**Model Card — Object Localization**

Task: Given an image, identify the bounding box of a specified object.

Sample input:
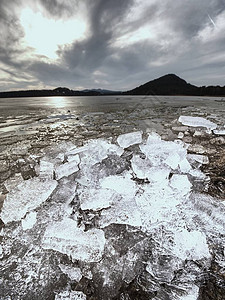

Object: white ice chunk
[178,132,184,139]
[147,167,171,184]
[178,285,199,300]
[187,154,209,165]
[179,158,192,173]
[178,116,217,130]
[66,139,123,168]
[39,160,54,179]
[99,195,142,228]
[135,183,184,229]
[173,229,210,260]
[59,264,82,282]
[213,129,225,135]
[0,245,3,259]
[117,131,142,148]
[140,133,187,169]
[131,155,171,183]
[0,178,57,223]
[100,172,136,197]
[42,218,105,262]
[55,160,79,180]
[22,211,37,230]
[55,291,86,300]
[79,188,116,211]
[67,153,80,164]
[170,174,192,196]
[131,155,152,179]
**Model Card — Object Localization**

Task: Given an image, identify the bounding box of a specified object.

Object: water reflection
[47,97,69,108]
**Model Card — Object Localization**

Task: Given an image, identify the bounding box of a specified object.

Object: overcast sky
[1,0,225,91]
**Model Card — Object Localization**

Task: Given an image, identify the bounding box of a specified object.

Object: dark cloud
[1,0,225,91]
[38,0,80,18]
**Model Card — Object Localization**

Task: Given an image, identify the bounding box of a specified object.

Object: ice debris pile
[0,128,225,299]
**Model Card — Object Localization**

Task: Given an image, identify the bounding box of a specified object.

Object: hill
[124,74,225,96]
[124,74,199,95]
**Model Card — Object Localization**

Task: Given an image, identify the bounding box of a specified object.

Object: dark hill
[124,74,199,95]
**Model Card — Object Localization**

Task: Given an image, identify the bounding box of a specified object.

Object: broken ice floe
[42,217,105,262]
[178,115,217,130]
[0,177,57,223]
[117,131,142,148]
[1,130,224,299]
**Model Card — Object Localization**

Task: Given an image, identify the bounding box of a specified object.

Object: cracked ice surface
[42,217,105,262]
[0,177,57,223]
[178,115,217,129]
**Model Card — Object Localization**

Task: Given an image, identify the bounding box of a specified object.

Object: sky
[1,0,225,92]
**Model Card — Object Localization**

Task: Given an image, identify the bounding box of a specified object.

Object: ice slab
[170,174,192,196]
[22,211,37,230]
[178,116,217,130]
[213,129,225,135]
[42,218,105,262]
[100,172,136,197]
[99,195,142,228]
[67,153,80,163]
[59,264,82,282]
[131,155,152,179]
[55,160,79,180]
[172,229,210,260]
[39,160,54,179]
[135,178,189,229]
[55,291,86,300]
[187,154,209,165]
[79,187,116,211]
[117,131,142,148]
[140,133,187,169]
[178,285,199,300]
[0,178,57,223]
[66,139,123,168]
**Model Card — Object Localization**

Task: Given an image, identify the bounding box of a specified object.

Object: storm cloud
[1,0,225,91]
